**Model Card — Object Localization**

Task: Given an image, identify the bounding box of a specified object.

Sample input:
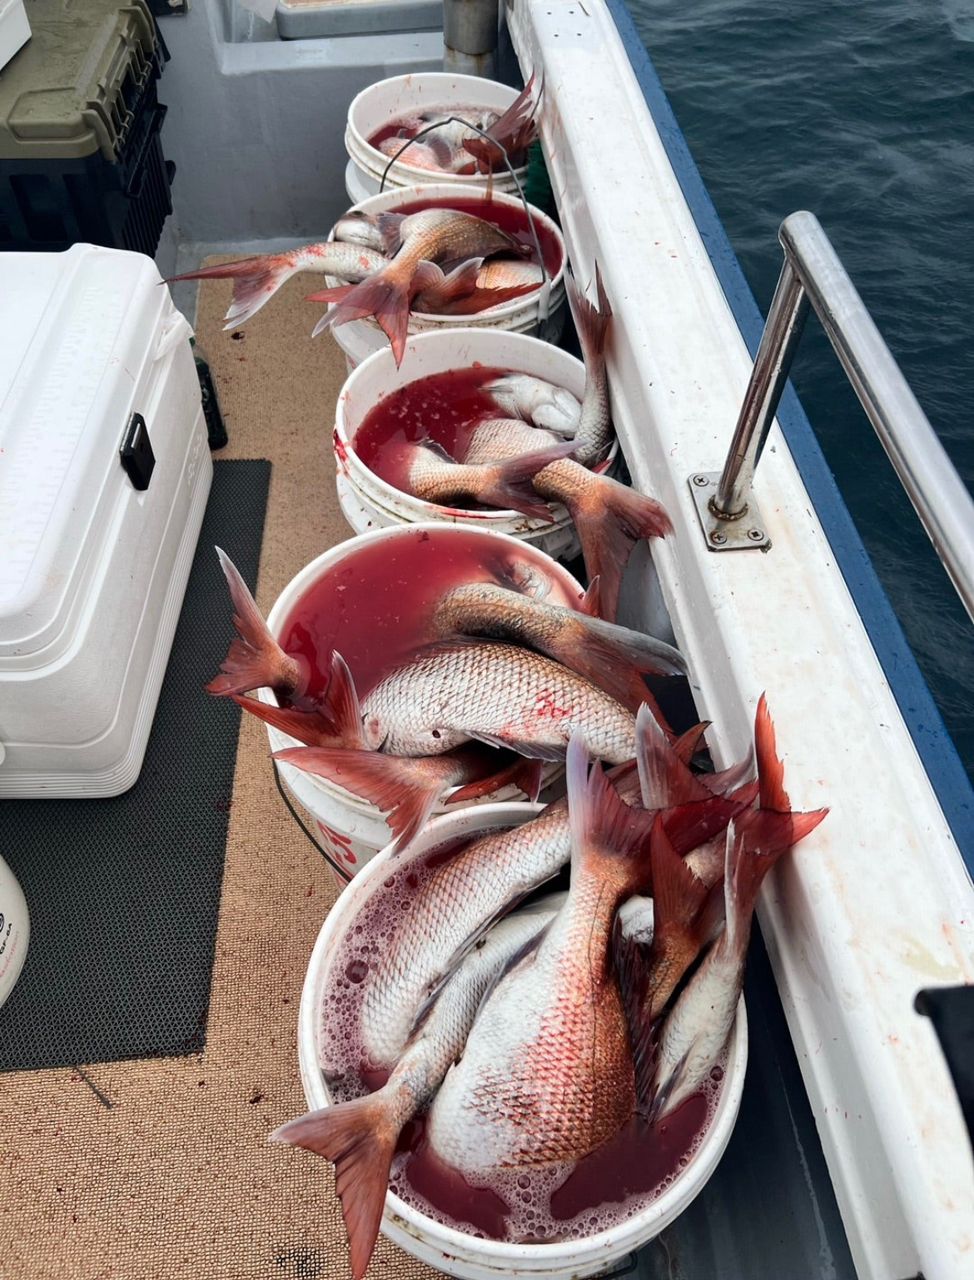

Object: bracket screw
[710,530,727,546]
[692,474,709,487]
[747,528,765,542]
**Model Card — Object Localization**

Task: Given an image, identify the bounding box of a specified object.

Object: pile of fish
[268,707,825,1278]
[205,541,826,1275]
[370,76,541,175]
[206,544,687,853]
[167,203,547,364]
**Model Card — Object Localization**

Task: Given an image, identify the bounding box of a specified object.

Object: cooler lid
[0,243,181,662]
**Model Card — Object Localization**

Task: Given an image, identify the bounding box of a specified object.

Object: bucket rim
[345,74,530,189]
[297,801,749,1267]
[334,328,598,529]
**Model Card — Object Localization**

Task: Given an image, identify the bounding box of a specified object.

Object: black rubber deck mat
[0,459,270,1071]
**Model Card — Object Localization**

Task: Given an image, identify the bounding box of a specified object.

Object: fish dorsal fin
[417,435,459,464]
[408,894,550,1039]
[466,922,550,1030]
[579,576,601,617]
[376,211,406,255]
[612,917,657,1109]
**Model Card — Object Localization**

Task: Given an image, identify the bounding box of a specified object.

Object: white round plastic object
[345,73,529,202]
[259,525,584,882]
[334,329,622,561]
[297,802,749,1279]
[325,183,566,371]
[0,854,29,1009]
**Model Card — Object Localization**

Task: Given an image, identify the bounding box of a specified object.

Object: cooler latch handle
[119,413,155,491]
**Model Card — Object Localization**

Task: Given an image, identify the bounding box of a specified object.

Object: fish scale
[357,801,577,1066]
[427,747,651,1175]
[360,639,637,761]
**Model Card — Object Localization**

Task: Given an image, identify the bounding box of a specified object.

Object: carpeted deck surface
[0,266,440,1280]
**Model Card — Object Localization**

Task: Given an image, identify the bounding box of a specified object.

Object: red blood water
[277,527,582,704]
[390,194,562,276]
[390,1074,715,1243]
[352,365,508,494]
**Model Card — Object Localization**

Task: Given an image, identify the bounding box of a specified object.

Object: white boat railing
[694,210,974,624]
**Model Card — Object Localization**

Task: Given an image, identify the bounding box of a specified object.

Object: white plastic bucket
[259,525,584,884]
[345,73,530,204]
[297,802,749,1279]
[326,183,566,373]
[0,854,29,1009]
[334,328,619,562]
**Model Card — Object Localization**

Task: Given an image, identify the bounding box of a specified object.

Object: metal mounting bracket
[688,472,771,551]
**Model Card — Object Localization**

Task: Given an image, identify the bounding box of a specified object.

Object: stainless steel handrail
[705,210,974,623]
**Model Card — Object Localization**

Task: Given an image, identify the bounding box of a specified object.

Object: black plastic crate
[0,0,174,256]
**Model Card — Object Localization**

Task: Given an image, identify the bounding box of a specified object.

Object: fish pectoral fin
[465,729,567,763]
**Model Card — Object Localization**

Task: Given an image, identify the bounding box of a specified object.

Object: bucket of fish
[334,328,619,563]
[344,73,536,203]
[228,524,586,882]
[318,183,567,373]
[284,792,751,1280]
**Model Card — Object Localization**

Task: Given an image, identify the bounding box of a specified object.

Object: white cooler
[0,244,212,798]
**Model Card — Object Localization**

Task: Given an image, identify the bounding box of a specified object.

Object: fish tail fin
[741,694,829,853]
[271,1093,397,1280]
[568,477,672,622]
[229,693,340,747]
[311,258,430,364]
[167,252,304,326]
[566,735,655,896]
[636,703,714,807]
[555,612,685,712]
[566,262,611,365]
[412,258,482,312]
[464,72,542,172]
[645,815,712,1018]
[273,746,442,853]
[205,547,306,697]
[478,439,577,521]
[673,721,710,764]
[448,755,544,804]
[706,746,756,796]
[659,781,758,858]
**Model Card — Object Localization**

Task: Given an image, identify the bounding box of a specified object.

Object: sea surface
[627,0,974,780]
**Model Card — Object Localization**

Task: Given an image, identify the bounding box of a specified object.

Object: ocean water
[627,0,974,779]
